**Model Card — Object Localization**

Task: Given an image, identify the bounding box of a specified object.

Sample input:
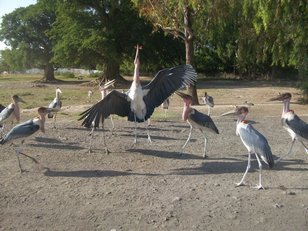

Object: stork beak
[56,88,62,94]
[45,107,60,113]
[268,94,283,101]
[18,97,26,104]
[175,91,186,98]
[104,79,116,88]
[220,108,237,117]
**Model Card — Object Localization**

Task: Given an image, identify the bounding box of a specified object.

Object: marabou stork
[48,87,62,128]
[269,92,308,161]
[222,106,274,189]
[201,92,214,116]
[88,79,115,153]
[0,107,59,173]
[0,95,26,136]
[79,45,197,144]
[176,91,219,158]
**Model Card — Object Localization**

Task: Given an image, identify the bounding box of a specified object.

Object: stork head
[56,87,62,94]
[221,106,249,118]
[12,95,26,104]
[176,91,192,105]
[269,92,291,102]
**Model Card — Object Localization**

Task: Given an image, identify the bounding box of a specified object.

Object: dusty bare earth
[1,80,308,231]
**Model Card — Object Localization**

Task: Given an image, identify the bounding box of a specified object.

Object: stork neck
[182,103,191,121]
[237,114,247,124]
[282,100,290,114]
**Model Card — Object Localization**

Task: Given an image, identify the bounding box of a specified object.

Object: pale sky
[0,0,37,50]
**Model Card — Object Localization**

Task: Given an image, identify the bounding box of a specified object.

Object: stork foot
[203,154,208,158]
[104,147,110,155]
[235,182,245,187]
[253,184,265,190]
[147,137,152,143]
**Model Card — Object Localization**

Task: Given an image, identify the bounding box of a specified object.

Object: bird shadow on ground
[127,148,204,160]
[29,142,84,150]
[120,134,179,141]
[169,157,308,176]
[35,137,62,144]
[43,167,160,178]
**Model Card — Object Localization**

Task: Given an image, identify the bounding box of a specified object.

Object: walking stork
[0,107,59,173]
[269,92,308,161]
[222,106,274,189]
[176,91,219,158]
[79,45,197,144]
[201,92,214,116]
[48,87,62,128]
[0,95,26,136]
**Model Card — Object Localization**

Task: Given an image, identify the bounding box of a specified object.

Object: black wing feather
[79,90,130,128]
[189,109,219,134]
[286,114,308,139]
[142,64,197,120]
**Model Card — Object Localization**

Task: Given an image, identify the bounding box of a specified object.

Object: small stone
[287,191,296,195]
[274,203,283,208]
[214,183,220,187]
[172,197,182,202]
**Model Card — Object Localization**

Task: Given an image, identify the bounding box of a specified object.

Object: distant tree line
[0,0,306,85]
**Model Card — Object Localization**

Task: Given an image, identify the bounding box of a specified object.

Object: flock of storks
[0,45,307,190]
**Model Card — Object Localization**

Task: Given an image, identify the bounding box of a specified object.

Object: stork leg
[53,113,57,129]
[183,126,193,149]
[145,119,152,143]
[101,128,109,154]
[299,141,308,154]
[236,152,251,187]
[202,132,208,158]
[207,106,211,116]
[275,139,295,163]
[133,114,137,144]
[88,126,95,153]
[110,116,115,130]
[253,154,264,190]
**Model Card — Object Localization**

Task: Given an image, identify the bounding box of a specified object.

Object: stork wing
[0,104,5,112]
[238,124,274,167]
[1,119,39,144]
[0,107,14,123]
[286,114,308,139]
[142,64,197,120]
[189,109,219,134]
[79,90,130,128]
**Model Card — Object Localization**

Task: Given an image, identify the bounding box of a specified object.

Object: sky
[0,0,37,50]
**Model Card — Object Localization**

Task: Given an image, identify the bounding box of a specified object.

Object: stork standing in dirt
[88,79,115,153]
[0,107,59,173]
[48,87,62,128]
[79,45,197,144]
[176,91,219,158]
[269,92,308,161]
[201,92,214,116]
[222,106,274,189]
[0,95,26,137]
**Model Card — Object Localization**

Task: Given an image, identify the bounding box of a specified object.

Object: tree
[133,0,201,104]
[0,1,57,81]
[52,0,183,83]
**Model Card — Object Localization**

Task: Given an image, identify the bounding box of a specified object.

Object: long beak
[18,98,26,104]
[220,109,236,117]
[57,88,62,94]
[45,108,60,113]
[268,95,283,101]
[175,91,186,98]
[104,79,116,88]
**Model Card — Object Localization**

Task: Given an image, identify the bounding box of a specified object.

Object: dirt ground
[1,81,308,231]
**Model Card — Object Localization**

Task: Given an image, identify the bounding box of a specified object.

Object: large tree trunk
[184,1,199,105]
[101,61,127,83]
[43,63,56,82]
